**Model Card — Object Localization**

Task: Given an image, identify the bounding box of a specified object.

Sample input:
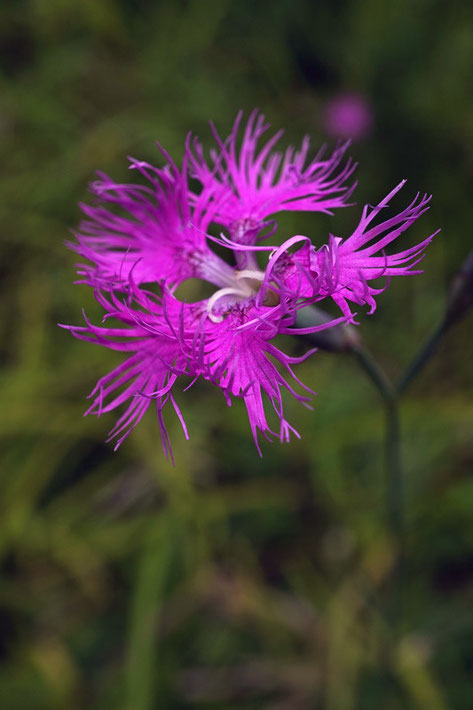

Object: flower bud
[295,306,360,352]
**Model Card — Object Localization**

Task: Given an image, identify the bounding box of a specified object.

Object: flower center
[206,269,267,323]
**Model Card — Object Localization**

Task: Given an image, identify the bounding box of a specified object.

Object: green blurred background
[1,1,472,708]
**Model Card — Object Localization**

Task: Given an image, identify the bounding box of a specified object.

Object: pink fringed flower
[64,111,437,457]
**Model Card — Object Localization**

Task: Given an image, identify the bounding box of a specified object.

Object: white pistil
[206,269,266,323]
[205,267,281,323]
[206,287,248,323]
[235,269,265,283]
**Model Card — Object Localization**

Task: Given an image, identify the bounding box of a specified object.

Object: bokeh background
[1,1,473,708]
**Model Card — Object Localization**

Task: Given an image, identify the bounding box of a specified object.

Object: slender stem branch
[352,345,396,401]
[396,319,448,396]
[352,346,402,542]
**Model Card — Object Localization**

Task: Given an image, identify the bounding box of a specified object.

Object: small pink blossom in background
[323,92,374,141]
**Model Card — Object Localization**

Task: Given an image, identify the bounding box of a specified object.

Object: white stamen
[206,287,245,322]
[235,269,265,283]
[205,269,266,323]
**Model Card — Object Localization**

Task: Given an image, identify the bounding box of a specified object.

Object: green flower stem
[297,306,453,641]
[352,344,396,403]
[352,345,404,633]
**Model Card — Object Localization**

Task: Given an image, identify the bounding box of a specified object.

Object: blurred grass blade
[397,636,449,710]
[126,513,177,710]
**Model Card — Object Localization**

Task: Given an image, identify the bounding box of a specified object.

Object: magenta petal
[279,183,439,320]
[65,289,204,458]
[70,157,232,292]
[188,305,316,454]
[187,110,356,242]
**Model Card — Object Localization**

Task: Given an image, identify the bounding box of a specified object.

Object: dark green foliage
[0,1,472,707]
